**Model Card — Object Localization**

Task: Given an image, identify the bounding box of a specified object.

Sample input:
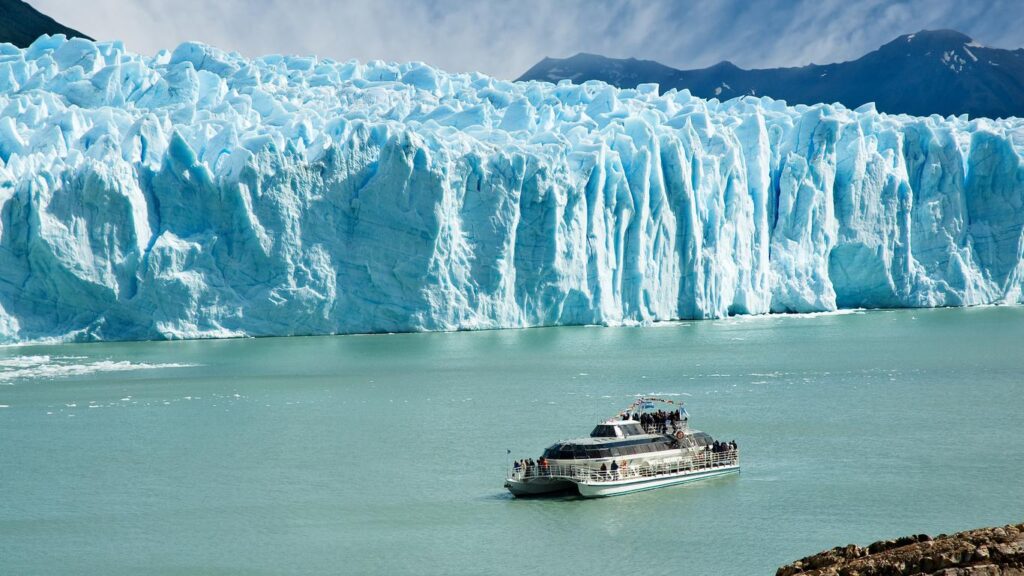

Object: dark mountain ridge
[0,0,90,48]
[519,30,1024,119]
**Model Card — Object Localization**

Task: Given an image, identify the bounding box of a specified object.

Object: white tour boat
[505,397,739,498]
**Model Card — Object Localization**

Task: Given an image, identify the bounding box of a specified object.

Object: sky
[32,0,1024,80]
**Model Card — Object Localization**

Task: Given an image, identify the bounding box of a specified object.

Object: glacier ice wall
[0,35,1022,342]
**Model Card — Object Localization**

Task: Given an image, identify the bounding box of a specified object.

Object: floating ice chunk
[0,356,196,382]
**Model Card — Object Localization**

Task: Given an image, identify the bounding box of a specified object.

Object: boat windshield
[591,423,647,438]
[619,423,645,436]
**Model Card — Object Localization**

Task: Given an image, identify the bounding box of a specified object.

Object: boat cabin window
[619,424,645,436]
[543,444,572,460]
[590,425,623,438]
[542,436,674,460]
[543,443,615,460]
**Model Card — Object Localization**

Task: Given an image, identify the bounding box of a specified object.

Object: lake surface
[2,307,1023,575]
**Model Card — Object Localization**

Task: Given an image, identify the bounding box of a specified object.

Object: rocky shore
[778,523,1024,576]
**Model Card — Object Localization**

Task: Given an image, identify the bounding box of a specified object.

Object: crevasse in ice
[0,36,1022,342]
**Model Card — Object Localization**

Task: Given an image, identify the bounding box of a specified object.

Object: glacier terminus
[0,35,1022,342]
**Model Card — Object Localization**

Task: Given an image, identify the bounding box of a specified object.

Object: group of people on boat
[701,440,739,465]
[619,409,687,434]
[597,460,632,479]
[707,440,737,453]
[512,457,550,477]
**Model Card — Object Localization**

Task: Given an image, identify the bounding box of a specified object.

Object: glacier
[0,35,1022,343]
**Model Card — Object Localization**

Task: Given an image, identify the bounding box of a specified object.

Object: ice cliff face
[0,36,1022,342]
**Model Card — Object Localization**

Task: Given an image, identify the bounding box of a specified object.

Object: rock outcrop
[778,523,1024,576]
[0,0,91,48]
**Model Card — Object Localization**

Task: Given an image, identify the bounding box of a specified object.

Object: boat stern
[504,476,577,497]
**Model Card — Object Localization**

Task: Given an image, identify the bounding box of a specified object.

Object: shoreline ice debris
[0,35,1022,342]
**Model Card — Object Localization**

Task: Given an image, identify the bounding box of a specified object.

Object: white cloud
[29,0,1024,79]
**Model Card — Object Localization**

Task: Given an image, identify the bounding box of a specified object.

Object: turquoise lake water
[2,307,1023,575]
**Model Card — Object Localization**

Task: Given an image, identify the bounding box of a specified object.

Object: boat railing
[507,450,739,484]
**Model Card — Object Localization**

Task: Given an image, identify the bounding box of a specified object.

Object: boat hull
[506,464,740,498]
[504,476,577,497]
[575,464,739,498]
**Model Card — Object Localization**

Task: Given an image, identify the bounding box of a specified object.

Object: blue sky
[33,0,1024,79]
